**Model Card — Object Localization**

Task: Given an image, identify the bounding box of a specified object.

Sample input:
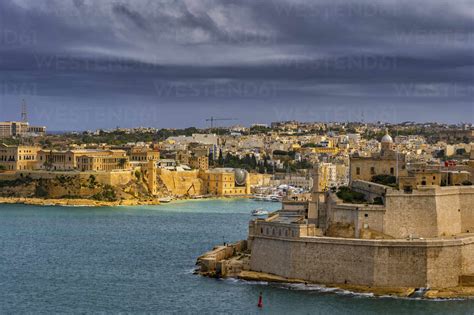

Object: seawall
[197,240,248,277]
[249,234,474,288]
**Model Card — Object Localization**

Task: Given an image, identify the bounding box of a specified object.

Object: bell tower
[147,160,157,196]
[381,129,394,155]
[308,163,322,225]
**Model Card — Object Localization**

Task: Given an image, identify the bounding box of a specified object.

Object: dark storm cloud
[1,0,473,76]
[0,0,472,129]
[112,4,150,31]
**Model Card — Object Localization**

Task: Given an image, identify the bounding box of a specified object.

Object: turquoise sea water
[1,199,474,314]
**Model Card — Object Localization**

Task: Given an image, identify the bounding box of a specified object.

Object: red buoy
[257,292,263,308]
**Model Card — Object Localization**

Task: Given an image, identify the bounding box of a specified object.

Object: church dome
[381,132,393,143]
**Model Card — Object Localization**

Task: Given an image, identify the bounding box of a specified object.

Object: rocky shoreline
[236,270,474,299]
[0,195,250,207]
[0,197,161,207]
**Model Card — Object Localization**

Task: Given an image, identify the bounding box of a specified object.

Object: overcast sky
[0,0,472,130]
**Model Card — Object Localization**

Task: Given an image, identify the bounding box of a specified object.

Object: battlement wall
[249,234,474,288]
[12,170,133,186]
[384,186,474,238]
[351,180,388,202]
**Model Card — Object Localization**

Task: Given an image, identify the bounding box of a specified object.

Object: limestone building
[204,168,251,196]
[189,155,209,171]
[75,153,129,172]
[37,149,129,171]
[0,144,40,170]
[129,147,160,163]
[350,131,407,183]
[188,143,210,171]
[398,168,442,190]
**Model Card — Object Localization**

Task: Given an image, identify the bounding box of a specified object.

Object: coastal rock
[238,271,305,284]
[0,196,165,207]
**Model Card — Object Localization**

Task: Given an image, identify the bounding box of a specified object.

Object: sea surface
[1,199,474,314]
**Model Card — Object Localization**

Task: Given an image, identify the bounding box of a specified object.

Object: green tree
[218,149,224,166]
[118,158,128,169]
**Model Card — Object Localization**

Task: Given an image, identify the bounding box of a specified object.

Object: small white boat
[267,194,282,202]
[159,197,172,203]
[252,194,265,201]
[271,196,281,202]
[251,208,269,216]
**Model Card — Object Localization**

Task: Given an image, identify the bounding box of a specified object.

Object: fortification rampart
[325,185,474,239]
[329,203,386,237]
[351,180,388,202]
[384,186,474,238]
[11,170,133,186]
[197,240,247,277]
[157,169,205,196]
[249,234,474,288]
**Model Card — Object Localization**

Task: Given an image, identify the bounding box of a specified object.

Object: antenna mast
[21,99,28,122]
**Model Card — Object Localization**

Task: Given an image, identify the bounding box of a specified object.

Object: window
[390,167,394,175]
[356,167,360,175]
[370,167,375,175]
[364,213,368,218]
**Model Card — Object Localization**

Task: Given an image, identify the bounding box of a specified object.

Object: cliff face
[157,169,206,197]
[0,172,155,202]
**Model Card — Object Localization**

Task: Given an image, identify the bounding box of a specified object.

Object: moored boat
[251,208,269,216]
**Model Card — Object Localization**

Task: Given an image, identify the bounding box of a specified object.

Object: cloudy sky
[0,0,472,130]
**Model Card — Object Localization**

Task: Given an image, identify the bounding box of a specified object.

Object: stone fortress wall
[2,169,133,186]
[246,135,474,290]
[249,233,474,288]
[383,186,474,238]
[326,182,474,239]
[248,184,474,289]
